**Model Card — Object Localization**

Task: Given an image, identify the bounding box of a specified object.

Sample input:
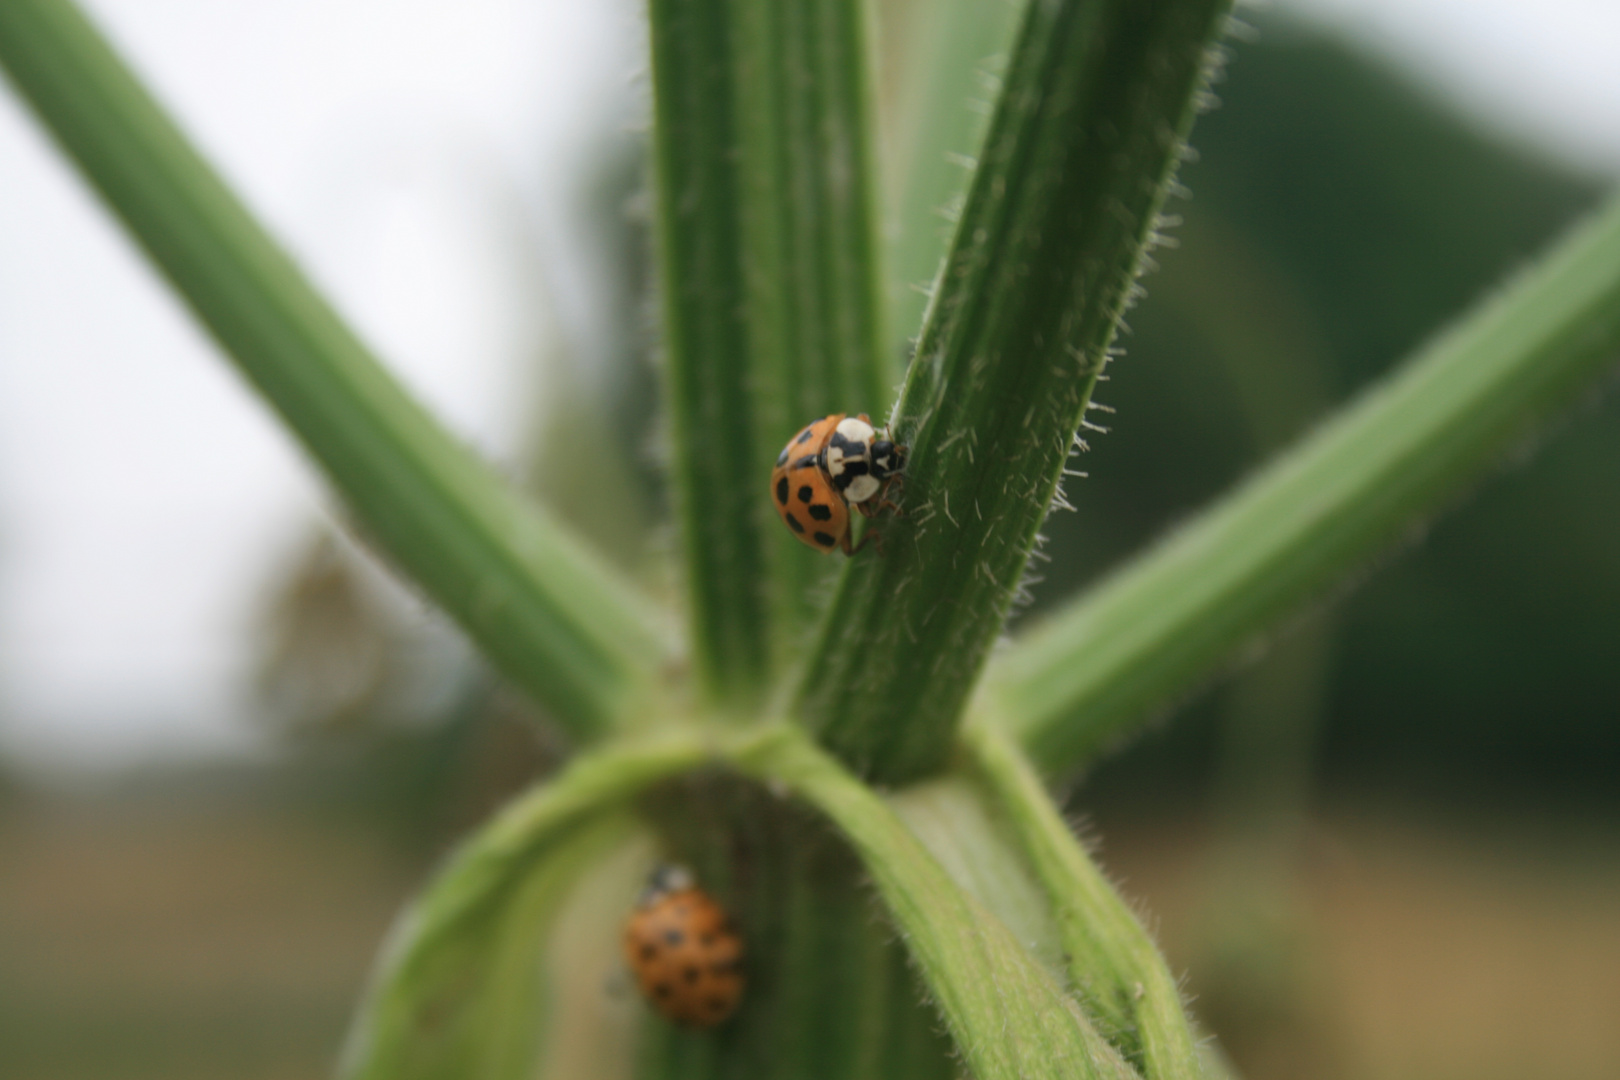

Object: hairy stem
[998,191,1620,774]
[648,0,888,707]
[794,0,1235,781]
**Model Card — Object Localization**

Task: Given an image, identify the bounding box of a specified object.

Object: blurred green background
[2,10,1618,1080]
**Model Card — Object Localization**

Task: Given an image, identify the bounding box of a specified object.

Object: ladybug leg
[884,473,907,515]
[847,525,885,556]
[870,496,904,517]
[857,476,906,519]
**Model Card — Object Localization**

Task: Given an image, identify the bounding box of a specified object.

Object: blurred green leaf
[795,0,1235,780]
[0,0,668,739]
[998,191,1620,775]
[886,773,1068,982]
[967,724,1205,1078]
[647,0,889,705]
[731,727,1137,1080]
[340,733,716,1080]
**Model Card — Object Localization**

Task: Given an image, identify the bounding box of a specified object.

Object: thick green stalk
[648,0,888,705]
[730,727,1137,1080]
[0,0,665,737]
[794,0,1235,780]
[967,724,1205,1079]
[997,191,1620,774]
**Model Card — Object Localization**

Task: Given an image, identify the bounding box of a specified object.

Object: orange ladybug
[770,413,905,554]
[623,866,745,1027]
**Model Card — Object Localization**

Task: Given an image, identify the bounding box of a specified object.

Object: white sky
[0,0,642,770]
[0,0,1616,773]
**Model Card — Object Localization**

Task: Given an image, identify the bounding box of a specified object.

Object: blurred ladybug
[770,413,906,554]
[623,865,745,1027]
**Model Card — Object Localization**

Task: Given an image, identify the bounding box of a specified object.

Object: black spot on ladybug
[787,515,805,534]
[775,477,789,505]
[707,997,730,1013]
[700,932,716,946]
[655,983,673,999]
[640,943,658,961]
[663,928,685,946]
[793,455,818,470]
[808,504,833,521]
[813,531,836,547]
[798,485,813,503]
[684,966,701,984]
[795,427,815,445]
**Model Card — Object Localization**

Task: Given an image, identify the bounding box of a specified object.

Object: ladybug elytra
[770,413,905,554]
[623,866,745,1027]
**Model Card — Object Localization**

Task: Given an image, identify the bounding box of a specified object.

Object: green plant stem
[794,0,1235,781]
[997,191,1620,775]
[730,727,1137,1080]
[966,723,1205,1079]
[648,0,888,706]
[0,0,666,738]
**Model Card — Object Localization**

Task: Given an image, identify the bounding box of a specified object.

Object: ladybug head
[640,863,695,906]
[869,439,905,479]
